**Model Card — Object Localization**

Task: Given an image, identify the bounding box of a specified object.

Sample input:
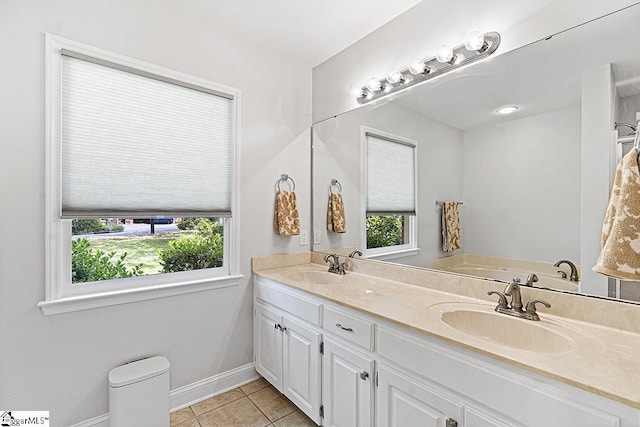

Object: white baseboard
[70,363,258,427]
[170,362,259,411]
[70,414,109,427]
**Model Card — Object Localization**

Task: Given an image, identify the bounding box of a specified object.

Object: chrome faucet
[554,260,579,282]
[349,250,363,258]
[503,277,524,313]
[323,253,346,275]
[487,277,551,321]
[525,273,538,287]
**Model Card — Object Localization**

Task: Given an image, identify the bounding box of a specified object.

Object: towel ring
[330,179,342,194]
[277,174,296,191]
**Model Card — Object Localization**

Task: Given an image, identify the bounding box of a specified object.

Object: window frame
[40,34,242,315]
[361,126,419,260]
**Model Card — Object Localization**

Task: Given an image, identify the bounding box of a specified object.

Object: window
[362,128,418,258]
[41,35,241,315]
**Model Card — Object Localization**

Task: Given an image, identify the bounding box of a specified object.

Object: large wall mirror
[311,4,640,303]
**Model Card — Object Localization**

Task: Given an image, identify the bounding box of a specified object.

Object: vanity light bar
[355,31,501,104]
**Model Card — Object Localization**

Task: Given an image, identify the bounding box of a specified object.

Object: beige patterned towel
[327,193,346,233]
[593,148,640,280]
[442,201,461,252]
[273,190,300,236]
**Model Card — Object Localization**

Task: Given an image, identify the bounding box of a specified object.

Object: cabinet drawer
[255,277,322,326]
[324,305,375,351]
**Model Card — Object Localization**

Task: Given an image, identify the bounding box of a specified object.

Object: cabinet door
[322,338,374,427]
[255,302,283,390]
[377,364,463,427]
[464,406,521,427]
[282,315,322,425]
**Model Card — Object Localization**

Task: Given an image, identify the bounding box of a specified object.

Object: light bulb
[352,86,366,99]
[435,44,454,63]
[465,31,485,51]
[496,105,519,115]
[452,53,464,65]
[366,77,382,92]
[387,70,403,84]
[365,90,374,100]
[409,59,426,75]
[401,74,414,84]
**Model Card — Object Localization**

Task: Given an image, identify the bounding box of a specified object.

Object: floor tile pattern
[170,378,316,427]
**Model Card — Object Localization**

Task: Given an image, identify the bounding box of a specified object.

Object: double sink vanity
[252,252,640,427]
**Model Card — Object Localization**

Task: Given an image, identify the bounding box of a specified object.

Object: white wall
[313,101,463,267]
[462,105,582,263]
[312,0,640,123]
[0,1,311,424]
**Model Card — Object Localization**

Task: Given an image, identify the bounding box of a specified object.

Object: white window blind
[60,54,234,218]
[366,133,416,215]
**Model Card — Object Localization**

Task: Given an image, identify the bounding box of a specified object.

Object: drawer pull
[336,323,354,332]
[359,371,369,380]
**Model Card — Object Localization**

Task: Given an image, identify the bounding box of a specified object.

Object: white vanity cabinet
[321,304,376,426]
[377,364,464,427]
[254,275,640,427]
[254,302,284,388]
[254,286,322,424]
[322,337,375,427]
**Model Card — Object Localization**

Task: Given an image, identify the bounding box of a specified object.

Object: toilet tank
[109,356,170,427]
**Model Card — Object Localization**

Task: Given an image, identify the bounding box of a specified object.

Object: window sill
[37,274,244,316]
[365,247,421,261]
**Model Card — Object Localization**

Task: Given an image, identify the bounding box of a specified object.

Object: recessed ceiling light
[496,105,519,115]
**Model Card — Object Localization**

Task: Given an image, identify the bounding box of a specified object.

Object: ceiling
[388,3,640,130]
[162,0,423,67]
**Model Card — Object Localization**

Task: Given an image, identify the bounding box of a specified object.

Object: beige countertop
[254,261,640,410]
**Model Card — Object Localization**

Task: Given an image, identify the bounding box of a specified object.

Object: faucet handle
[512,276,521,284]
[488,291,509,309]
[338,262,348,275]
[524,300,551,321]
[557,270,568,279]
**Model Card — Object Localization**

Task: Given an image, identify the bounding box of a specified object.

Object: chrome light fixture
[355,31,500,104]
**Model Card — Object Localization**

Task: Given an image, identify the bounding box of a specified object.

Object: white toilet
[109,356,170,427]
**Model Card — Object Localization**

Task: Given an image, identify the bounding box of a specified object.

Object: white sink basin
[441,309,572,353]
[429,303,576,354]
[282,270,344,285]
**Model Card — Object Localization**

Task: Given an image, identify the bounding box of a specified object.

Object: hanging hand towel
[327,193,347,233]
[273,190,300,236]
[593,148,640,280]
[442,201,461,252]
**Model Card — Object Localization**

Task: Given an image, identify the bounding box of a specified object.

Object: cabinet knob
[359,371,369,381]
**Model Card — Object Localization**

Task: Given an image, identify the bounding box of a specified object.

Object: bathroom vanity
[253,253,640,427]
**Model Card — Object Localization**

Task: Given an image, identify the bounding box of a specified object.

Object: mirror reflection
[312,4,640,302]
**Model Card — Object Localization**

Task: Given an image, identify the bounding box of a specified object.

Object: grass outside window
[71,218,224,284]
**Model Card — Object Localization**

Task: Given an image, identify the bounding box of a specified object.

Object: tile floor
[170,378,317,427]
